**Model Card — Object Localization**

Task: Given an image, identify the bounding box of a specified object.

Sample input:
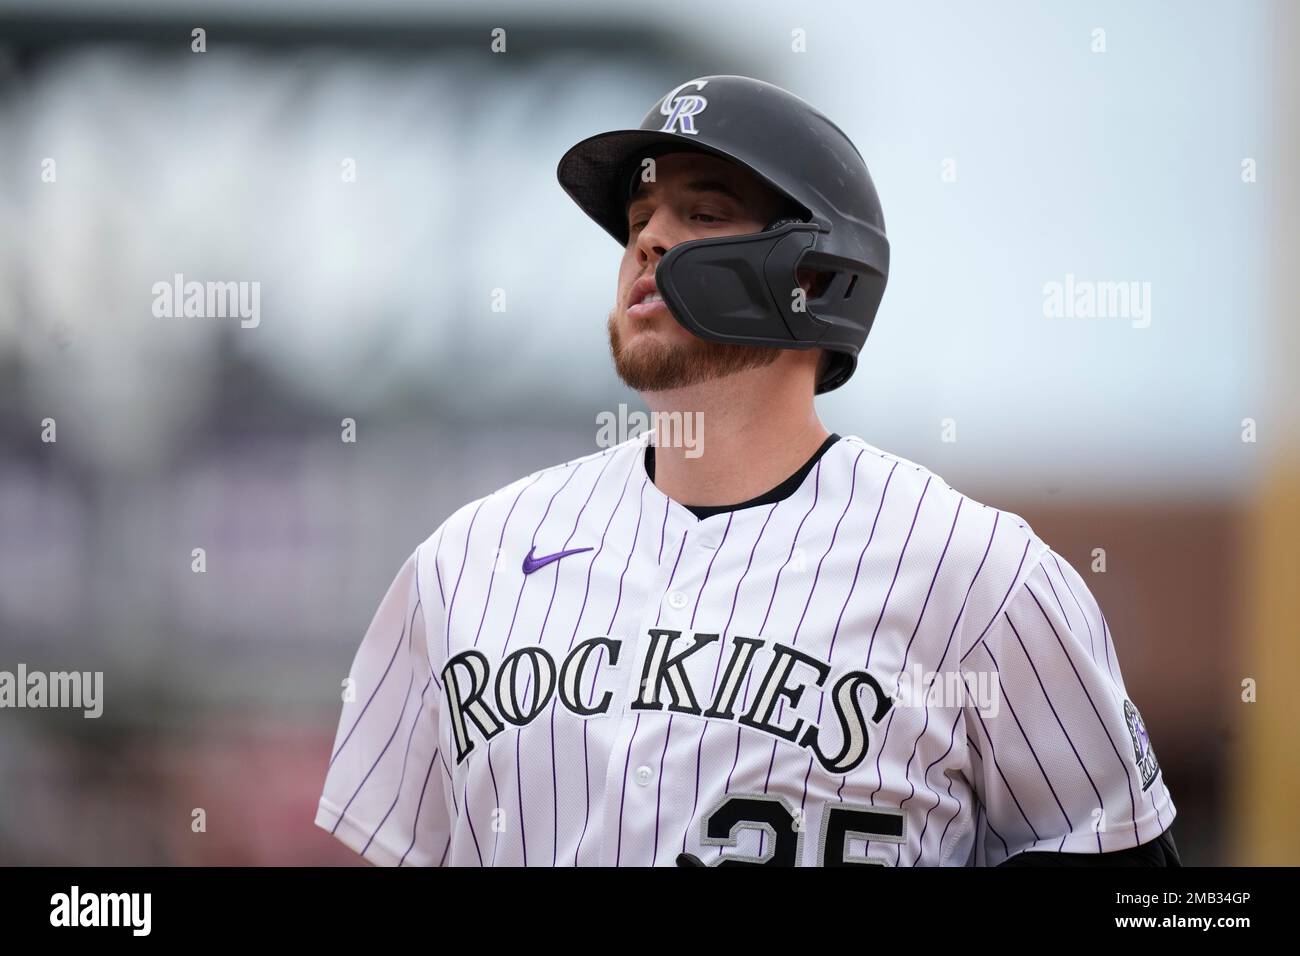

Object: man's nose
[634,208,679,264]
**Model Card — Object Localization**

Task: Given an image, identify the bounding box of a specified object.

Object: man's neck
[641,368,830,508]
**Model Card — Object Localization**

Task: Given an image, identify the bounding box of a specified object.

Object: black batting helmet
[556,75,889,393]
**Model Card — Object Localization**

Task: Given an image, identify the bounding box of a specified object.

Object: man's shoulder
[414,435,645,557]
[840,436,1052,590]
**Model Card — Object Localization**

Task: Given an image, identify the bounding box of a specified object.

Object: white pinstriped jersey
[316,433,1175,866]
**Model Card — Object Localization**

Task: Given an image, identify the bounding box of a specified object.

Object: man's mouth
[627,276,670,319]
[627,294,669,320]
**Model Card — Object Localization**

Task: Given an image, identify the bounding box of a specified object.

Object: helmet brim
[556,129,799,248]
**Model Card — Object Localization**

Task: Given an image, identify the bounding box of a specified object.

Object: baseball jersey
[315,432,1175,866]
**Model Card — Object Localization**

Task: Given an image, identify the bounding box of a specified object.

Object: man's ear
[796,266,835,299]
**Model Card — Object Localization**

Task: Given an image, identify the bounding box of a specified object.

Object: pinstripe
[398,750,442,866]
[574,478,648,865]
[972,640,1074,847]
[889,505,1001,864]
[1025,586,1142,843]
[1040,560,1087,660]
[471,476,541,649]
[411,546,442,693]
[673,512,735,856]
[684,506,769,851]
[832,478,932,805]
[800,457,897,820]
[438,748,459,817]
[1051,551,1115,682]
[365,673,435,855]
[960,537,1034,664]
[617,530,688,865]
[549,452,640,863]
[433,528,447,608]
[1002,606,1108,851]
[463,778,484,866]
[757,448,864,845]
[486,740,503,866]
[865,478,932,667]
[860,497,962,858]
[329,600,414,767]
[913,707,963,866]
[746,458,827,857]
[966,700,1042,841]
[517,449,618,865]
[499,461,587,657]
[446,498,488,657]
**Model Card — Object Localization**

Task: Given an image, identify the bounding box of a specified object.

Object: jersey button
[634,765,654,786]
[666,591,688,610]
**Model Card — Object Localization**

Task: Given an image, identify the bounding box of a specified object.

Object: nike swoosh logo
[522,545,594,575]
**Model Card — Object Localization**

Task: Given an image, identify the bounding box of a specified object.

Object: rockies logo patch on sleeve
[1123,699,1161,791]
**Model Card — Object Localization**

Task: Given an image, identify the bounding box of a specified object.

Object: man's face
[608,151,802,393]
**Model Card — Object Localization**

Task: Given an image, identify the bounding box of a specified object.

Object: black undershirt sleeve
[997,827,1181,867]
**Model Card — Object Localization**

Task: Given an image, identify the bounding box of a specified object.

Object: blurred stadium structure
[0,0,1294,865]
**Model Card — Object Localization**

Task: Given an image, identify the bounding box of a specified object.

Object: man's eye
[627,210,726,233]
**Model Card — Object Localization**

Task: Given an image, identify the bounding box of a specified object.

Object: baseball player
[316,75,1178,867]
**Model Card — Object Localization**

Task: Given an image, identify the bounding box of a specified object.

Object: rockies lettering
[440,632,892,774]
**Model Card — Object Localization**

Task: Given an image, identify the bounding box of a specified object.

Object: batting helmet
[556,75,889,393]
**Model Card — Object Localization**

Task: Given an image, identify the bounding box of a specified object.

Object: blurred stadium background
[0,0,1295,865]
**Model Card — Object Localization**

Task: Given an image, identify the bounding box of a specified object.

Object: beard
[606,310,780,392]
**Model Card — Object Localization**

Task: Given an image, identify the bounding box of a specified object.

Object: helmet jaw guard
[656,221,888,394]
[655,222,817,350]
